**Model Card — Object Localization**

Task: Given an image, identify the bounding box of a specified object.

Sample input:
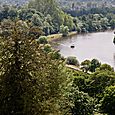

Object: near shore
[47,31,77,41]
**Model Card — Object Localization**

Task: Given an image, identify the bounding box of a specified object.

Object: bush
[90,59,101,72]
[43,44,52,53]
[81,60,91,72]
[66,56,79,66]
[99,64,114,71]
[60,25,69,37]
[37,36,48,44]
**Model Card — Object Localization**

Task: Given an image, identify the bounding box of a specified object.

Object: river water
[53,31,115,67]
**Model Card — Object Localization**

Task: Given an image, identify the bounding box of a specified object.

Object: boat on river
[70,44,75,48]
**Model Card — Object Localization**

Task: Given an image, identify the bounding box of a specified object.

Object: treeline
[64,7,115,17]
[75,13,115,33]
[0,1,75,36]
[1,4,115,37]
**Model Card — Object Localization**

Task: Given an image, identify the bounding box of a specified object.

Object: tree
[87,71,115,98]
[81,60,91,73]
[37,36,48,44]
[43,44,52,53]
[28,0,57,16]
[66,86,94,115]
[60,25,69,37]
[99,64,114,71]
[31,14,43,27]
[90,59,101,72]
[100,85,115,115]
[0,20,67,114]
[66,56,79,66]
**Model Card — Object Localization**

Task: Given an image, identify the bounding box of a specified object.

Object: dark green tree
[0,20,67,115]
[66,56,79,66]
[60,25,69,37]
[90,59,101,72]
[100,85,115,115]
[81,60,91,73]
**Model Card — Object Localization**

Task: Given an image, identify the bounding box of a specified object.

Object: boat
[70,45,75,48]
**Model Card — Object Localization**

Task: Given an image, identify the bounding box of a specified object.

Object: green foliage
[99,64,114,71]
[100,85,115,115]
[0,21,67,114]
[43,44,52,53]
[87,71,115,98]
[37,36,48,44]
[50,50,61,59]
[81,60,91,73]
[66,56,79,66]
[71,91,94,115]
[90,59,101,72]
[60,25,69,37]
[1,1,115,115]
[66,85,94,115]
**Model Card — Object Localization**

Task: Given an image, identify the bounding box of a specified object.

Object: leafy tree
[90,59,101,72]
[66,86,94,115]
[66,56,79,66]
[31,14,43,27]
[110,19,115,29]
[50,50,61,59]
[81,60,91,73]
[87,71,115,98]
[43,44,52,53]
[100,85,115,115]
[8,6,18,20]
[37,36,48,44]
[60,25,69,37]
[0,20,67,115]
[99,64,114,72]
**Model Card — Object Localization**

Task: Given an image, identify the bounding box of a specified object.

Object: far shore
[47,31,77,42]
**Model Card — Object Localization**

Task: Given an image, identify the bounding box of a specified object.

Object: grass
[47,33,62,41]
[47,31,77,41]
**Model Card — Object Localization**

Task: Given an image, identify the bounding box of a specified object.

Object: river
[53,31,115,67]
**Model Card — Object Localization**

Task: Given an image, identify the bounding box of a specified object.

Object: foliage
[65,81,94,115]
[43,44,52,53]
[60,25,69,37]
[0,21,67,115]
[100,85,115,115]
[1,1,115,115]
[90,59,101,72]
[87,71,115,98]
[37,36,48,44]
[70,90,94,115]
[98,64,114,72]
[66,56,79,66]
[81,60,91,73]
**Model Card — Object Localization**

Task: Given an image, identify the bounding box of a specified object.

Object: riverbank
[47,31,77,42]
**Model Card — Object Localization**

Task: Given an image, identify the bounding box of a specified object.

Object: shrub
[60,25,69,37]
[37,36,48,44]
[66,56,79,66]
[43,44,52,53]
